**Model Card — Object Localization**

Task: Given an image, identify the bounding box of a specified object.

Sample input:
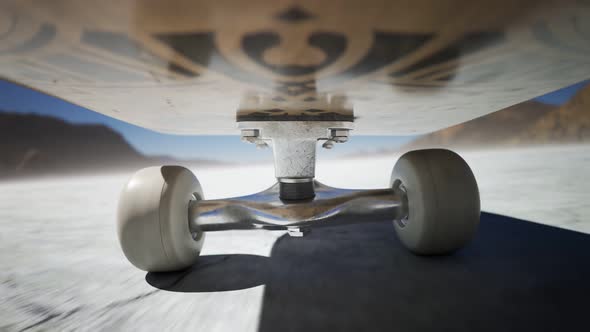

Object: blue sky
[534,80,589,105]
[0,79,587,162]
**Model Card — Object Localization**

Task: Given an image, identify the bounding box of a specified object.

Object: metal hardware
[322,140,335,149]
[188,181,404,232]
[287,227,310,237]
[240,129,259,138]
[329,128,350,143]
[391,179,409,228]
[238,121,353,200]
[238,121,353,180]
[188,121,408,236]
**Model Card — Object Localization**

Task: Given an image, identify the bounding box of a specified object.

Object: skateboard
[1,0,589,272]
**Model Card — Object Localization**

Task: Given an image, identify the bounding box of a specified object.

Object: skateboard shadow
[147,212,590,331]
[146,254,269,292]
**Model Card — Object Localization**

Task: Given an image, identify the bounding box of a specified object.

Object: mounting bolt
[241,129,259,138]
[256,141,269,149]
[330,128,350,143]
[322,140,335,149]
[241,129,260,144]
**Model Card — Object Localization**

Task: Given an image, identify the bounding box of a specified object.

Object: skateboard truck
[118,121,480,272]
[189,121,404,237]
[239,121,353,201]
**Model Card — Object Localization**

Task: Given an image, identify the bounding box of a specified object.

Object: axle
[188,181,407,232]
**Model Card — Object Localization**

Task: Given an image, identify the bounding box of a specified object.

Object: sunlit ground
[0,145,589,331]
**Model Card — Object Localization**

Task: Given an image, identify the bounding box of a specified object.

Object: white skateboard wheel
[117,166,205,272]
[391,149,480,254]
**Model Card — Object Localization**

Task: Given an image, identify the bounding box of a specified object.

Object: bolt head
[241,136,257,144]
[330,129,350,138]
[322,140,335,149]
[241,129,259,138]
[256,141,269,149]
[333,136,349,143]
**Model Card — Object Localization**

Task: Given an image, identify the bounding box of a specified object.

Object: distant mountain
[0,113,224,179]
[518,84,590,143]
[404,84,590,149]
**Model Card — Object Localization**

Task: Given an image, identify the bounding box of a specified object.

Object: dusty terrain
[0,145,589,331]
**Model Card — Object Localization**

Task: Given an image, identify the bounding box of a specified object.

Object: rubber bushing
[279,181,315,201]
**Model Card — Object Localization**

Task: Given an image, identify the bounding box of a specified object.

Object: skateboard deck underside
[1,0,589,135]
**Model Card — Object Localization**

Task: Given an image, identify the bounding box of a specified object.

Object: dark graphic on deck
[1,4,589,121]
